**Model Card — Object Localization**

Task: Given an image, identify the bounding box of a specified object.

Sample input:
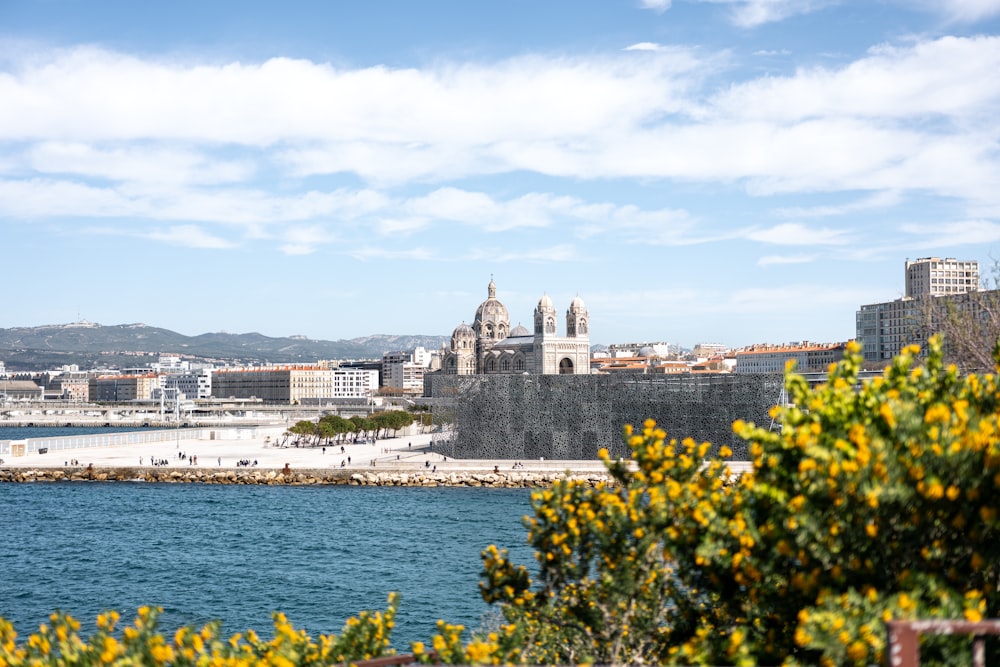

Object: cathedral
[441,278,591,375]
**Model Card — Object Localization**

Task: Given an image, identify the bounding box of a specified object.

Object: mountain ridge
[0,322,448,371]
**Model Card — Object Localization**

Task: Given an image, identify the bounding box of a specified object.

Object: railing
[887,620,1000,667]
[353,655,421,667]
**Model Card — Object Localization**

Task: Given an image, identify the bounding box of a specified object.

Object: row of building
[1,259,991,404]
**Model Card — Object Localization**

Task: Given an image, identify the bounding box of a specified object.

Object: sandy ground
[0,428,613,474]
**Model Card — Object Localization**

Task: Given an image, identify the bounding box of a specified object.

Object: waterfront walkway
[0,425,753,479]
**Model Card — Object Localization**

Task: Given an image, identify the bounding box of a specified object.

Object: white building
[905,257,979,297]
[735,342,847,374]
[211,366,379,404]
[692,343,728,359]
[382,350,430,392]
[160,369,214,400]
[606,342,677,358]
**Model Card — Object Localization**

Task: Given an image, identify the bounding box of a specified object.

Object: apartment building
[857,257,984,365]
[735,342,847,374]
[89,373,160,401]
[905,257,979,297]
[211,366,378,404]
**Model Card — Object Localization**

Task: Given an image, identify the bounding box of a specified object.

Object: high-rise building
[905,257,979,297]
[857,257,982,365]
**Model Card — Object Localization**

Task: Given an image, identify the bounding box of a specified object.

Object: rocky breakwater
[0,466,614,488]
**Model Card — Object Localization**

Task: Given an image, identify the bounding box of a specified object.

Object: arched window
[486,357,496,372]
[501,357,510,372]
[579,319,588,334]
[514,357,525,372]
[546,317,556,334]
[559,358,574,374]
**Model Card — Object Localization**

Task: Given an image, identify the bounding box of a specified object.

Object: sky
[1,0,999,349]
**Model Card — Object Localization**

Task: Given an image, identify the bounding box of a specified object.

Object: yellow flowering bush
[0,594,400,667]
[477,335,1000,665]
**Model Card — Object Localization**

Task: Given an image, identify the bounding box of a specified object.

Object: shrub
[0,594,399,666]
[476,336,1000,665]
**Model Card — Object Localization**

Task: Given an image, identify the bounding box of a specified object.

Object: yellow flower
[965,608,984,623]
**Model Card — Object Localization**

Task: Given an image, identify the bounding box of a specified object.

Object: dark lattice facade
[425,373,783,461]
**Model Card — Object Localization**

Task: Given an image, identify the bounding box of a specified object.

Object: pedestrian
[323,447,326,454]
[218,457,221,466]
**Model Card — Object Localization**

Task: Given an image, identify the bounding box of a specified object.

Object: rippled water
[0,483,534,648]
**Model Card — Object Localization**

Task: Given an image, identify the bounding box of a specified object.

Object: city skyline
[1,1,999,348]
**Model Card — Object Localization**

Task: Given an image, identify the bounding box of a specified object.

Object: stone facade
[440,279,591,376]
[425,372,781,461]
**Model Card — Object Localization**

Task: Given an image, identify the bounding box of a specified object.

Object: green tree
[286,420,318,446]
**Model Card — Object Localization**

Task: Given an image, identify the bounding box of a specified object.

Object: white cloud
[25,142,254,185]
[1,35,998,257]
[624,42,667,52]
[347,246,435,261]
[638,0,672,13]
[744,222,852,245]
[899,220,1000,247]
[278,224,336,255]
[469,244,580,263]
[773,191,902,218]
[757,254,816,266]
[909,0,1000,22]
[713,0,837,28]
[143,225,235,249]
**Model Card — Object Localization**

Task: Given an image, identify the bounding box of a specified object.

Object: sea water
[0,482,535,649]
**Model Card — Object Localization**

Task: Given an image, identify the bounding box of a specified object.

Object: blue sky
[2,0,999,348]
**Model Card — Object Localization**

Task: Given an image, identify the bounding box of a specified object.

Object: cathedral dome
[474,280,510,325]
[511,323,530,337]
[568,295,587,312]
[537,293,555,312]
[452,322,474,338]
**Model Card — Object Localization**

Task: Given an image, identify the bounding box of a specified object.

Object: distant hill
[0,322,448,371]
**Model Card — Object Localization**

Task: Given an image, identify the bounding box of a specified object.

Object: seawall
[0,466,615,487]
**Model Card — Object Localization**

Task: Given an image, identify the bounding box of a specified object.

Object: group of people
[236,459,258,467]
[136,452,199,467]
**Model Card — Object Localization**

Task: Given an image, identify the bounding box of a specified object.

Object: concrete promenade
[0,426,752,483]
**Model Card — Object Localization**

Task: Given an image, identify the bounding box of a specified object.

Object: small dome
[638,345,657,357]
[452,322,474,338]
[537,293,555,311]
[511,323,530,337]
[569,295,587,312]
